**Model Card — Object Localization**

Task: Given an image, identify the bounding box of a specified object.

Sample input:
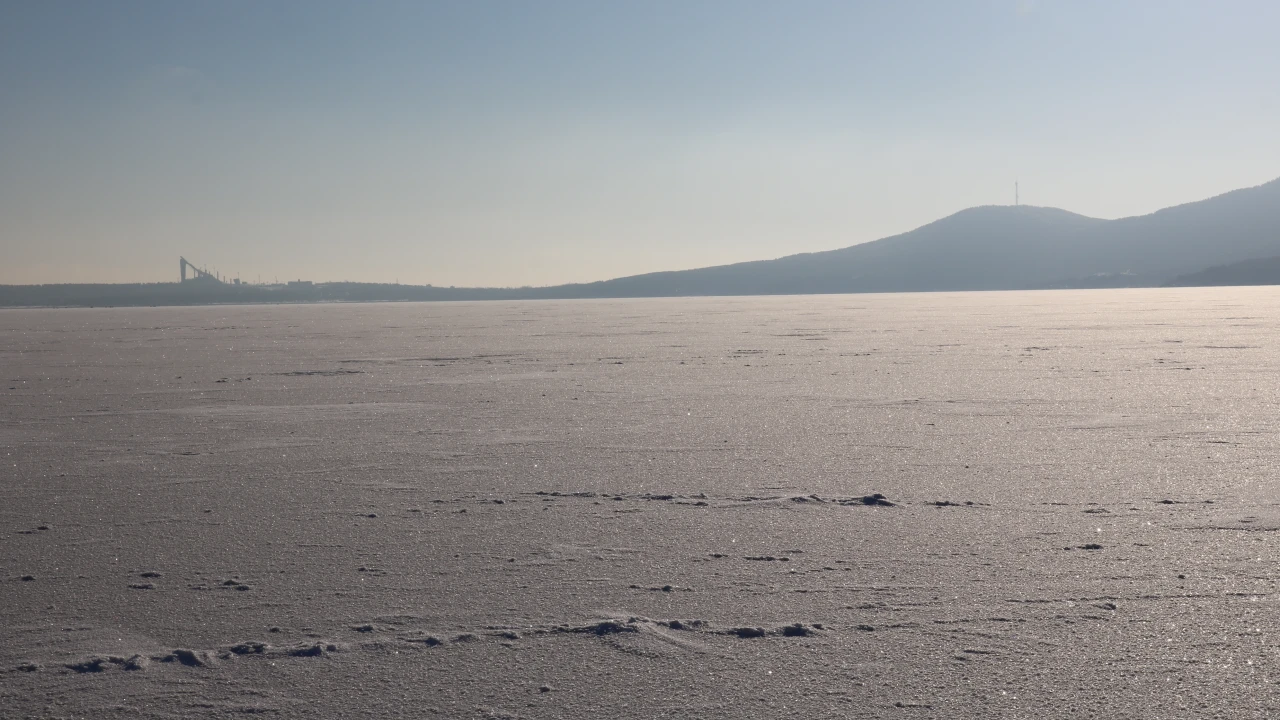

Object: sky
[2,1,1279,287]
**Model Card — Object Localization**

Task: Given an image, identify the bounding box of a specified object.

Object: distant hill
[4,176,1280,306]
[1165,256,1280,287]
[524,205,1109,298]
[1066,177,1280,284]
[524,176,1280,297]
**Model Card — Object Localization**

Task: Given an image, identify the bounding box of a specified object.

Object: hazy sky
[2,1,1279,286]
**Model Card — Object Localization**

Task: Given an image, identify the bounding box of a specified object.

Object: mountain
[1066,177,1280,284]
[4,177,1280,307]
[529,205,1108,298]
[524,176,1280,297]
[1165,255,1280,287]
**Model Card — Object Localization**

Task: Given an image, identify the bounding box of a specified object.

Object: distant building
[179,256,222,284]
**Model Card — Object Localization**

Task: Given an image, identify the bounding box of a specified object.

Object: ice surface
[3,288,1280,718]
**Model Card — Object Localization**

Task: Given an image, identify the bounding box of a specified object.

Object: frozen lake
[4,288,1280,718]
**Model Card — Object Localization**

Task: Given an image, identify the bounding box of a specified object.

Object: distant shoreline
[4,279,1277,309]
[10,176,1280,308]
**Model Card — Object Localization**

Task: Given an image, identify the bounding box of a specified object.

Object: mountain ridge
[4,176,1280,306]
[525,175,1280,297]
